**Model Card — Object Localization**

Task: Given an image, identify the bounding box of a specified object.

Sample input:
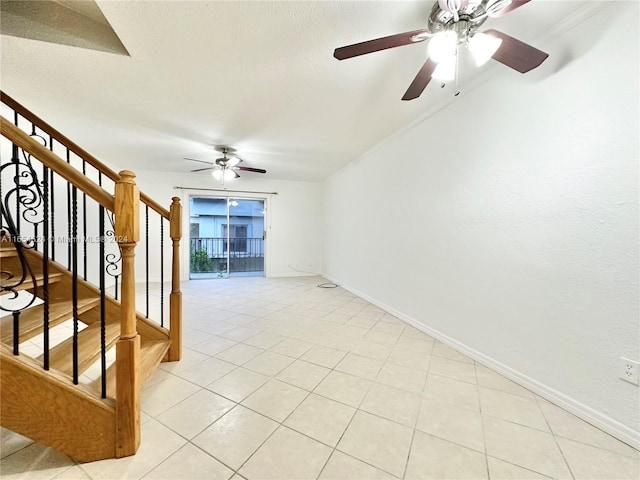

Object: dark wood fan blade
[190,167,216,172]
[485,29,548,73]
[491,0,532,17]
[334,29,429,60]
[402,57,437,101]
[184,157,214,165]
[236,166,267,174]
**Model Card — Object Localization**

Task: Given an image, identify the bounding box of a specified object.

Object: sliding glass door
[189,196,265,279]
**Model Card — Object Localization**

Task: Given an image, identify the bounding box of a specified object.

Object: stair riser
[0,345,116,462]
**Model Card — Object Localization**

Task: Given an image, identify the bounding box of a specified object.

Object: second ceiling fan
[333,0,549,100]
[186,146,266,183]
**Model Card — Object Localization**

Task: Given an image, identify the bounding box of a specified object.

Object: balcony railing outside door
[190,237,264,275]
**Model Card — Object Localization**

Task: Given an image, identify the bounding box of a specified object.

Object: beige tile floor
[1,276,638,479]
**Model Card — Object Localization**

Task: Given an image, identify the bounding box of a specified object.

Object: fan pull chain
[454,46,461,97]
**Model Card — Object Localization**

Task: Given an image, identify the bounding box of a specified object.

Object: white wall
[133,169,323,279]
[323,2,639,445]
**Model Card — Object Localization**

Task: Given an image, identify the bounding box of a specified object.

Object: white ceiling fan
[333,0,549,100]
[185,146,267,185]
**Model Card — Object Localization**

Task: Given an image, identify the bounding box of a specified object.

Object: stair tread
[92,338,170,399]
[0,297,101,345]
[40,321,121,377]
[0,272,63,292]
[0,247,18,258]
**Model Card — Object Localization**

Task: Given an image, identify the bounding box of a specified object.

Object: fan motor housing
[427,1,488,36]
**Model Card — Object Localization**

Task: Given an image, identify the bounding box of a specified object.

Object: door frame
[180,190,271,280]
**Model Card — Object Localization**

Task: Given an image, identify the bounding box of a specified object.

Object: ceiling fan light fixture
[432,56,457,81]
[212,168,237,182]
[227,157,241,167]
[468,32,502,66]
[428,31,458,63]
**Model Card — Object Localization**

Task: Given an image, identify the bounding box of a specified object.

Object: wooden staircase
[0,92,182,462]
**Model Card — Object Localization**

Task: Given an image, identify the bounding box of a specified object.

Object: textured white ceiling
[0,1,604,181]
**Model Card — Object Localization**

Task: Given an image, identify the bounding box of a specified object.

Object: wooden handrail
[1,117,115,211]
[0,92,169,219]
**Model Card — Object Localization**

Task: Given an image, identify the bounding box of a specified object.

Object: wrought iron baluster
[49,157,55,261]
[145,205,149,318]
[82,160,87,280]
[66,149,71,270]
[160,217,164,327]
[14,154,20,235]
[42,164,50,370]
[31,124,38,252]
[98,168,107,392]
[12,312,20,355]
[13,111,20,234]
[72,186,79,384]
[0,149,9,355]
[99,205,106,398]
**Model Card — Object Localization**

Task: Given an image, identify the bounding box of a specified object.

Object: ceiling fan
[185,146,266,184]
[333,0,549,100]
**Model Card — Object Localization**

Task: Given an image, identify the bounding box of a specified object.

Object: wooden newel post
[168,196,182,361]
[114,170,141,458]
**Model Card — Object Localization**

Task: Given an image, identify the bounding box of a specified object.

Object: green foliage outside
[190,248,213,272]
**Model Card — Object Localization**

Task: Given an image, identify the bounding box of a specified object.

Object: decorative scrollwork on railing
[0,143,46,312]
[104,211,122,298]
[0,245,38,313]
[2,137,48,242]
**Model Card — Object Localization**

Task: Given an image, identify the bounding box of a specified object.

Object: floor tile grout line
[401,334,436,480]
[533,392,577,480]
[550,432,640,460]
[142,439,237,479]
[314,448,338,480]
[484,453,557,480]
[532,398,640,459]
[401,429,418,480]
[0,439,36,463]
[144,405,243,475]
[231,390,315,476]
[474,362,491,480]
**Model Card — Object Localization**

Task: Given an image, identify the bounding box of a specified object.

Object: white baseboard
[323,274,640,451]
[269,271,319,278]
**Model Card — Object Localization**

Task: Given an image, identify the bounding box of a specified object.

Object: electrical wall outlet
[620,357,640,385]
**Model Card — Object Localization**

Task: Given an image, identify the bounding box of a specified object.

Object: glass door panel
[189,196,265,279]
[227,198,265,277]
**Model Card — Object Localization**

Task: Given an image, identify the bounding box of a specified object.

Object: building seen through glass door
[189,196,265,278]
